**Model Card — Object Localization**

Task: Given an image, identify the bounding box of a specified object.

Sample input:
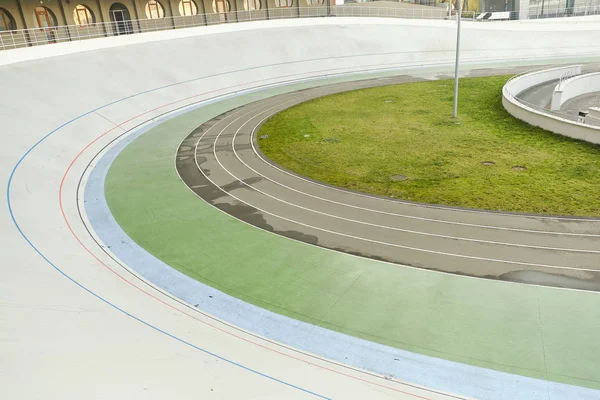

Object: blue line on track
[5,62,339,400]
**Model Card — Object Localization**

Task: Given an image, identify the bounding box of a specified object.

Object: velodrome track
[3,16,600,400]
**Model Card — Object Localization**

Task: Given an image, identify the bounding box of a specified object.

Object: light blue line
[9,51,600,400]
[85,81,600,400]
[5,64,342,400]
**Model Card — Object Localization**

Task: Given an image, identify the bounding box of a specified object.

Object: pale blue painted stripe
[85,85,600,400]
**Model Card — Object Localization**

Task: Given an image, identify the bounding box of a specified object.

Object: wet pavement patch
[175,113,320,247]
[499,270,600,291]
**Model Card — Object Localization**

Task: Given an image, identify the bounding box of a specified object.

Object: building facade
[1,0,599,43]
[0,0,333,35]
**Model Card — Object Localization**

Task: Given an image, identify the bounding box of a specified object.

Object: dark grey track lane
[176,70,600,291]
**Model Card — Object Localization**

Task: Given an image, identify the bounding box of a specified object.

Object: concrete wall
[3,15,600,66]
[3,0,599,51]
[507,64,581,96]
[588,107,600,125]
[502,95,600,143]
[503,66,600,144]
[553,72,600,110]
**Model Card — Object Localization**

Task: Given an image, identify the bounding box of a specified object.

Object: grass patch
[257,76,600,216]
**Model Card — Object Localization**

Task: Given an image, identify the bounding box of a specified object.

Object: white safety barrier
[551,71,600,111]
[503,66,600,144]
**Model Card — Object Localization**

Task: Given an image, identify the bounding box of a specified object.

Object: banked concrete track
[3,17,600,400]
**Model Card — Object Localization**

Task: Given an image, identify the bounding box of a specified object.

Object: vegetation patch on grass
[257,76,600,216]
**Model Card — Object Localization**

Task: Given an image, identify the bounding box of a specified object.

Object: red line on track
[57,73,436,400]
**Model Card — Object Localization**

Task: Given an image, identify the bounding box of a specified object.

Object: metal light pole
[452,0,462,118]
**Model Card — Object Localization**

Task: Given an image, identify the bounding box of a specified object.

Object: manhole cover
[512,165,527,171]
[392,174,408,181]
[480,161,496,166]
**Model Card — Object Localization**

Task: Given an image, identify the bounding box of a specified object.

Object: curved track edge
[88,77,600,398]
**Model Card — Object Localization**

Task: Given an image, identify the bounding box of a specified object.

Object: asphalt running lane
[176,72,600,291]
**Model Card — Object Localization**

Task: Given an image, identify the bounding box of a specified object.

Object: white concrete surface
[3,17,600,399]
[503,65,600,143]
[588,106,600,125]
[552,71,600,110]
[503,93,600,143]
[506,64,581,98]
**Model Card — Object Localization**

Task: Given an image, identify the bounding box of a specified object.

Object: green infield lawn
[257,76,600,216]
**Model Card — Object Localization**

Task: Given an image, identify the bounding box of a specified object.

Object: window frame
[179,0,198,16]
[244,0,261,10]
[34,7,57,29]
[275,0,293,7]
[0,8,15,32]
[73,4,94,26]
[145,0,165,19]
[213,0,231,13]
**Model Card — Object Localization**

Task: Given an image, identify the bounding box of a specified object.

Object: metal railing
[1,3,599,51]
[559,62,600,86]
[478,3,600,19]
[0,6,450,51]
[504,65,600,126]
[526,1,600,19]
[0,6,438,51]
[558,67,582,88]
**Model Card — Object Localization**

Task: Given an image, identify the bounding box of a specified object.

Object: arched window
[306,0,323,4]
[244,0,261,10]
[275,0,293,7]
[73,5,95,26]
[145,1,165,19]
[212,0,230,13]
[0,8,16,31]
[34,7,58,28]
[179,0,198,16]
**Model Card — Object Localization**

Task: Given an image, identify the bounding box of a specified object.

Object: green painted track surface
[105,81,600,390]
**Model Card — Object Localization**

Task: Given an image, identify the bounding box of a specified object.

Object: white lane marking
[169,85,489,399]
[229,108,600,253]
[193,100,599,273]
[247,114,600,231]
[171,91,600,293]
